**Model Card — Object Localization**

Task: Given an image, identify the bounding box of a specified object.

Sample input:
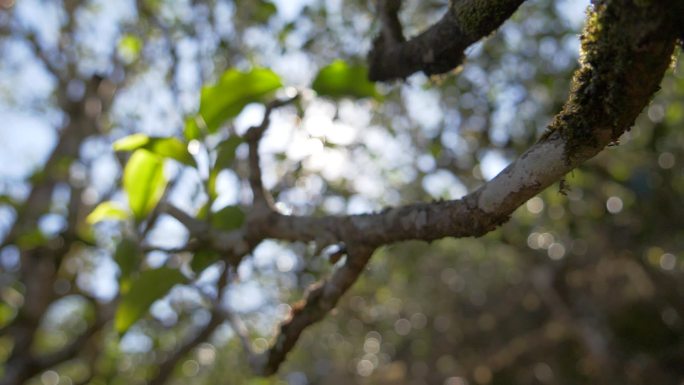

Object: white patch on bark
[477,137,568,213]
[415,209,428,228]
[351,215,372,231]
[400,210,415,231]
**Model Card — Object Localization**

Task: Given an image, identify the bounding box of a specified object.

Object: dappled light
[2,0,684,384]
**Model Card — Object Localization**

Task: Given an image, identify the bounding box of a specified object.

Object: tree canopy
[1,1,684,384]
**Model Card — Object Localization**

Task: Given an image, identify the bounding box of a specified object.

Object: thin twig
[160,202,210,235]
[244,95,299,214]
[146,264,231,385]
[256,245,375,375]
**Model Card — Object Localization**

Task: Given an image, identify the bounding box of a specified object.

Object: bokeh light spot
[606,196,623,214]
[526,197,544,214]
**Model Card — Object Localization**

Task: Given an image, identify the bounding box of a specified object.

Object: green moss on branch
[545,0,679,160]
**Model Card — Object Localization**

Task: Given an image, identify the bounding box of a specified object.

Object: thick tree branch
[266,0,678,250]
[368,0,526,81]
[249,1,676,374]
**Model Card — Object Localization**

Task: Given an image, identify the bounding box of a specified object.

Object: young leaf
[118,34,143,63]
[86,201,130,224]
[252,0,277,23]
[113,133,150,151]
[312,60,378,99]
[17,229,48,249]
[207,170,219,201]
[214,136,244,171]
[114,267,187,335]
[190,249,221,274]
[211,205,246,231]
[146,138,196,166]
[114,134,196,167]
[123,150,167,222]
[198,67,282,133]
[184,117,202,141]
[196,202,210,221]
[114,238,141,286]
[235,0,277,23]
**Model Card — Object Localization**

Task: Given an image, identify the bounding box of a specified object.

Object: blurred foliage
[0,0,683,385]
[312,60,379,100]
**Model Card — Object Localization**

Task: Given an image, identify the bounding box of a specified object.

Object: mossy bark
[546,0,680,160]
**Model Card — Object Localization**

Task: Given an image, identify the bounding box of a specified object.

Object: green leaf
[184,117,203,140]
[235,0,277,24]
[207,170,219,201]
[312,60,378,99]
[198,67,282,133]
[86,201,130,224]
[0,301,14,327]
[114,238,141,286]
[114,267,187,335]
[123,150,167,222]
[118,34,142,63]
[251,0,277,23]
[278,21,297,44]
[214,136,244,170]
[190,249,221,274]
[16,230,48,249]
[196,202,210,220]
[211,205,246,231]
[113,133,150,151]
[146,138,195,167]
[114,134,196,167]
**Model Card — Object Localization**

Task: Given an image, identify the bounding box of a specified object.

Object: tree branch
[244,95,299,214]
[248,1,677,374]
[368,0,526,81]
[255,245,374,375]
[226,310,257,364]
[160,202,210,235]
[159,202,249,264]
[377,0,405,46]
[146,264,231,385]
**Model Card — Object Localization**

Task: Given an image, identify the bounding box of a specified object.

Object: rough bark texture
[368,0,526,81]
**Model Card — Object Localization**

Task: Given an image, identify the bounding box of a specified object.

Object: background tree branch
[368,0,526,81]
